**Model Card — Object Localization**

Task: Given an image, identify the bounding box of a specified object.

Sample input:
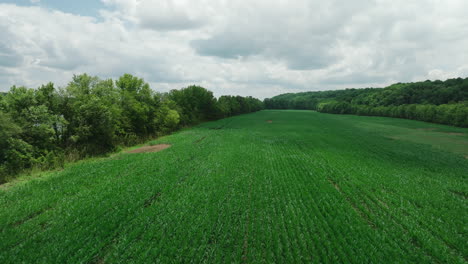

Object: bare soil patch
[127,144,171,154]
[266,120,273,123]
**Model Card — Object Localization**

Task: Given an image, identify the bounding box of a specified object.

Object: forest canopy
[264,78,468,127]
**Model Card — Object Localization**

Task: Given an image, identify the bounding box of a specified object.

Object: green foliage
[62,75,121,154]
[217,95,264,117]
[0,112,22,183]
[167,86,263,125]
[0,86,63,181]
[116,74,157,136]
[3,138,34,173]
[0,74,263,181]
[1,111,466,262]
[162,109,180,131]
[168,85,219,125]
[265,77,468,127]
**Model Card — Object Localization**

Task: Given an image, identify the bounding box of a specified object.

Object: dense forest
[264,78,468,127]
[0,74,263,183]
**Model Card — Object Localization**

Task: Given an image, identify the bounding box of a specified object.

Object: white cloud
[0,1,467,98]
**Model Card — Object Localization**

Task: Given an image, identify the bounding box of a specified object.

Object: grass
[1,110,467,263]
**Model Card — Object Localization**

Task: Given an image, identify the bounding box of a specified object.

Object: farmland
[1,110,467,263]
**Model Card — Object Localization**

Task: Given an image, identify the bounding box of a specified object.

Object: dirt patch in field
[266,120,273,123]
[127,144,171,154]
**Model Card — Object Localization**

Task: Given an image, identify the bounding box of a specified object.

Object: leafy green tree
[2,86,62,168]
[116,74,156,137]
[169,85,218,125]
[0,112,22,182]
[63,74,121,154]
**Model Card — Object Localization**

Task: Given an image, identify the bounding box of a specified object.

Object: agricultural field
[1,110,467,263]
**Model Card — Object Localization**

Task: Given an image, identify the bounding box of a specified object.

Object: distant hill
[264,78,468,127]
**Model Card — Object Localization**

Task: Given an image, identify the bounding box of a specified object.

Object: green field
[1,110,467,263]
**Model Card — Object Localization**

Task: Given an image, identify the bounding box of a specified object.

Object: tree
[116,74,156,137]
[169,85,218,125]
[63,74,121,154]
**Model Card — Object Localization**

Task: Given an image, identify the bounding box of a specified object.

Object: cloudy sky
[1,0,467,98]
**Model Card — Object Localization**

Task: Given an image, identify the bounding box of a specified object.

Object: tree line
[0,74,263,183]
[264,78,468,127]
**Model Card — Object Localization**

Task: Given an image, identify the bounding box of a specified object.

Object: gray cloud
[0,53,23,67]
[322,72,391,86]
[191,34,263,59]
[102,0,207,31]
[0,26,24,68]
[136,8,204,31]
[38,42,88,71]
[139,17,202,31]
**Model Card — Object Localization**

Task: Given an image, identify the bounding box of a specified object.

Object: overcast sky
[1,0,467,98]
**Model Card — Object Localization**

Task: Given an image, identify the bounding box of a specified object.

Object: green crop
[1,110,467,263]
